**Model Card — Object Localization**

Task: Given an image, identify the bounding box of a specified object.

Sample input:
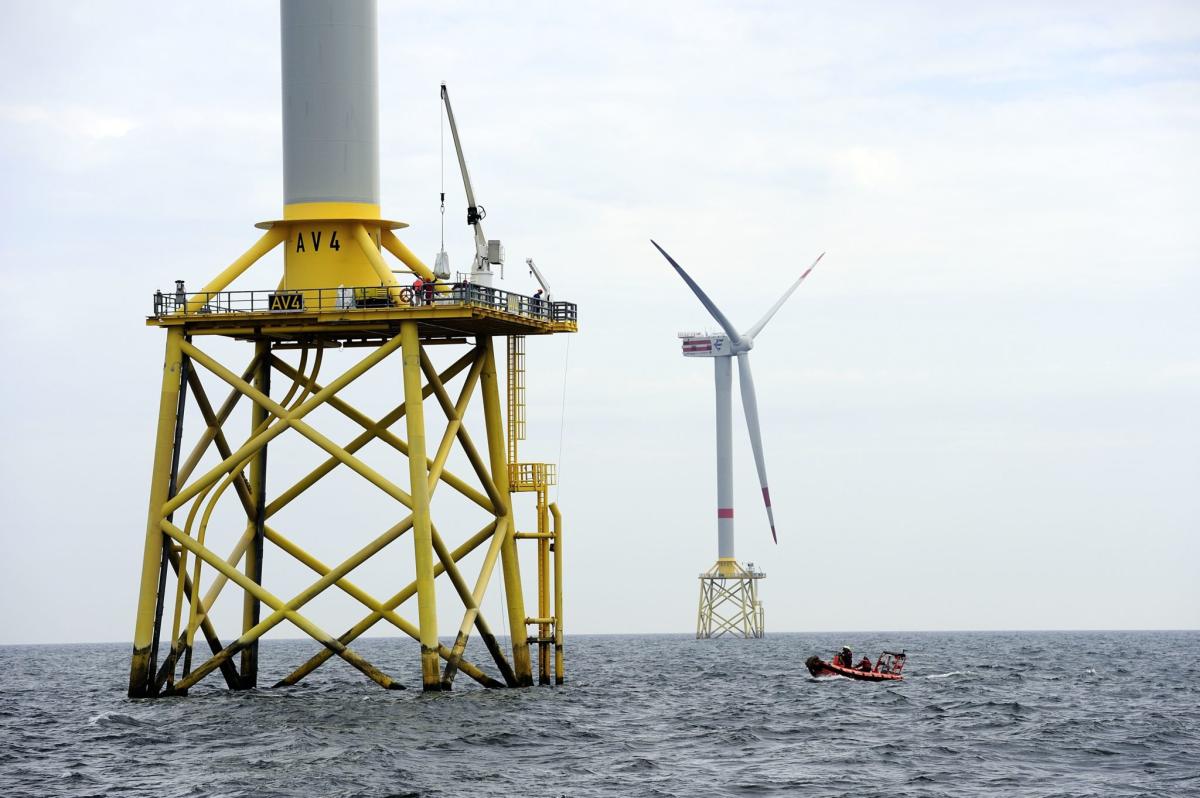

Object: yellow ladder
[506,335,526,466]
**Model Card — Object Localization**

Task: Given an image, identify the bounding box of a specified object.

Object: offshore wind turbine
[652,241,824,638]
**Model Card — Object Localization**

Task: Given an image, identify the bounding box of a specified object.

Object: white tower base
[696,559,765,639]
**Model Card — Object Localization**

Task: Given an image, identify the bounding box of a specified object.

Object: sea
[1,631,1197,797]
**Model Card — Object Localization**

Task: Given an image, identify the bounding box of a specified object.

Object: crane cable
[439,92,445,251]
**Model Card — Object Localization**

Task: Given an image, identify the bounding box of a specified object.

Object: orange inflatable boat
[806,650,906,682]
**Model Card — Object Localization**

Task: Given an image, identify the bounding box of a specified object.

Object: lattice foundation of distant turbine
[697,560,765,639]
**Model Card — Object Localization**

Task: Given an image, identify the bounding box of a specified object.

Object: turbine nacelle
[680,334,740,357]
[678,329,755,356]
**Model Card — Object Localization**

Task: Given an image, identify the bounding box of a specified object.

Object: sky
[0,1,1197,645]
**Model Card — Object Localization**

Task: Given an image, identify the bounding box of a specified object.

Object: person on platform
[452,278,468,302]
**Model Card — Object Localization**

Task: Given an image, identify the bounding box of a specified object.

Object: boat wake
[925,670,970,679]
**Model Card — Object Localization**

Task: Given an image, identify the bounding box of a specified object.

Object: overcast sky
[1,2,1197,645]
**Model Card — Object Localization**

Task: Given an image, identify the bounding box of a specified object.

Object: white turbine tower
[653,241,824,639]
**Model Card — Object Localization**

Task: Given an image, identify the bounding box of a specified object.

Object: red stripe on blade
[762,487,772,507]
[717,508,733,518]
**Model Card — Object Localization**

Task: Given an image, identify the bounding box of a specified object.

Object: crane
[526,258,553,302]
[440,82,503,287]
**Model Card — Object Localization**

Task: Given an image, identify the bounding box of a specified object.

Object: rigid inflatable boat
[806,650,906,682]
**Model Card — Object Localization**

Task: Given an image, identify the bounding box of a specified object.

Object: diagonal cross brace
[277,520,499,686]
[172,343,506,690]
[162,518,402,692]
[183,348,478,616]
[180,340,417,511]
[270,353,495,514]
[165,334,406,518]
[264,348,478,517]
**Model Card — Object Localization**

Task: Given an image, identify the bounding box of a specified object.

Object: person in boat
[857,656,874,672]
[836,646,853,668]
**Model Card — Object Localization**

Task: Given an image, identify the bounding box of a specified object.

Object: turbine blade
[651,240,742,346]
[744,252,824,341]
[736,352,778,543]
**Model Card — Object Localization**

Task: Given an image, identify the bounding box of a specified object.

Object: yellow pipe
[183,371,266,612]
[279,345,322,410]
[380,228,435,282]
[263,524,501,689]
[551,502,563,685]
[166,537,189,688]
[401,321,441,691]
[180,343,417,511]
[413,349,513,686]
[202,523,255,614]
[480,336,532,685]
[272,357,507,689]
[177,354,263,487]
[183,411,271,672]
[201,512,416,668]
[277,519,497,686]
[263,348,478,518]
[182,343,328,614]
[351,223,401,289]
[185,228,287,312]
[394,344,502,680]
[169,451,225,681]
[166,333,404,517]
[419,348,506,510]
[129,327,185,697]
[185,485,215,650]
[164,345,501,686]
[162,519,402,692]
[171,459,223,670]
[269,356,493,513]
[158,550,233,692]
[537,483,550,685]
[437,514,509,687]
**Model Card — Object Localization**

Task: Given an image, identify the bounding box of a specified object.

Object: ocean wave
[3,632,1197,797]
[87,711,152,728]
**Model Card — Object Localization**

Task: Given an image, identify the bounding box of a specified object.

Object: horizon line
[3,627,1197,647]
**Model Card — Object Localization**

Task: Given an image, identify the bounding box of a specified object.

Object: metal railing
[151,284,577,324]
[699,567,766,579]
[510,462,557,491]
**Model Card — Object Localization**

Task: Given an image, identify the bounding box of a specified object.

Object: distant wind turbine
[653,240,824,638]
